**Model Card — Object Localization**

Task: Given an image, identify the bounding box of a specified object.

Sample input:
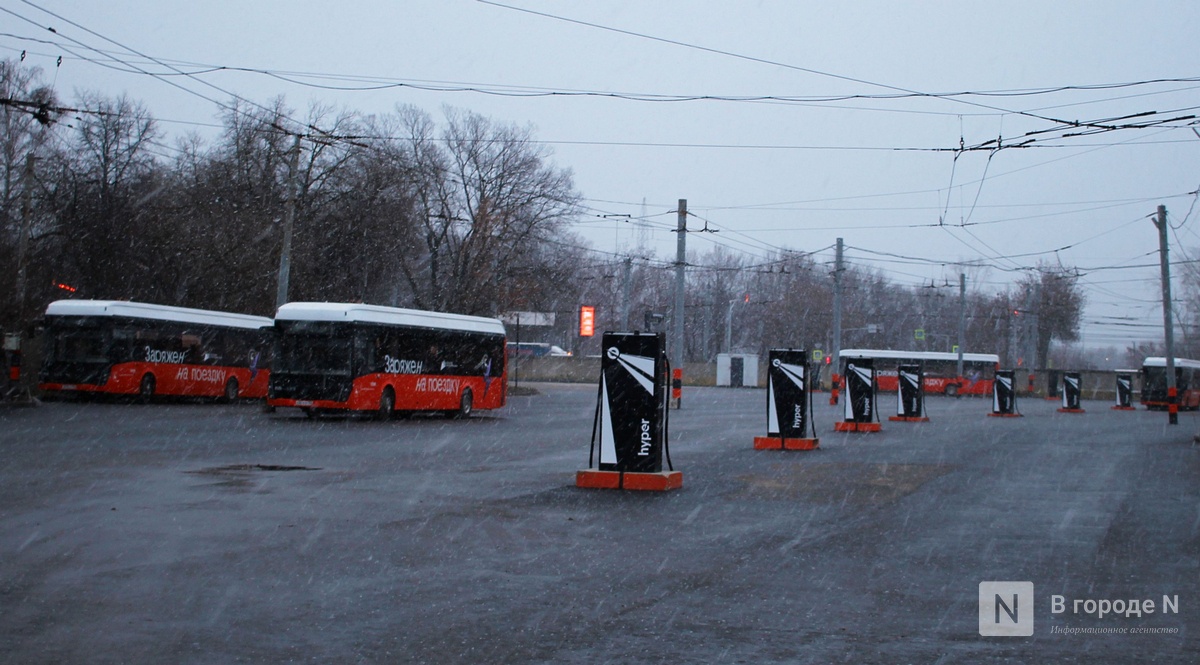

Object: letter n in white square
[979,581,1034,636]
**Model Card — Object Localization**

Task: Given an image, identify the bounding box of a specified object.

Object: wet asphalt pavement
[1,385,1197,663]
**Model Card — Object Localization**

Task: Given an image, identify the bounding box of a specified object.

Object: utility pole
[275,134,302,311]
[956,272,966,383]
[1030,280,1041,372]
[620,256,632,330]
[672,199,687,408]
[1008,302,1018,368]
[1017,284,1035,394]
[830,237,844,405]
[725,298,736,354]
[1154,204,1178,425]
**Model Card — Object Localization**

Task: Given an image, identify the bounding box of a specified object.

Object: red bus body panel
[40,361,269,398]
[874,370,993,395]
[268,372,506,413]
[1142,391,1200,410]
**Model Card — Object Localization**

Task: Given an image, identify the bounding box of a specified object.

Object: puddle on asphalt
[184,464,323,490]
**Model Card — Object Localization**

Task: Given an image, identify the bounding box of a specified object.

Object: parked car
[506,342,571,358]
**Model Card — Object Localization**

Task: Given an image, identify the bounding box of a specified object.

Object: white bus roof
[839,348,1000,364]
[44,300,272,330]
[1141,357,1200,370]
[275,302,506,336]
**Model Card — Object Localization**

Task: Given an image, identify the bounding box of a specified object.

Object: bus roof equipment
[274,302,505,336]
[45,300,272,330]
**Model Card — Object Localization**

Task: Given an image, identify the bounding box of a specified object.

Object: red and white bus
[839,349,1000,396]
[268,302,507,418]
[39,300,272,400]
[1140,357,1200,410]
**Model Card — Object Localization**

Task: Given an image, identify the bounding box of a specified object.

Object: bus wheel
[945,383,959,398]
[139,374,156,402]
[377,388,396,420]
[222,377,239,402]
[449,388,473,419]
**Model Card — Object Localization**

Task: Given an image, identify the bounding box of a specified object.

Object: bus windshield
[275,325,352,376]
[45,326,110,364]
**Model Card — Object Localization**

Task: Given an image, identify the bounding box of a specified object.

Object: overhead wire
[1,4,238,122]
[8,29,1200,109]
[474,0,1200,138]
[9,1,343,141]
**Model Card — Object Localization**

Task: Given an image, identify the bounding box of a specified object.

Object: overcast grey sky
[6,0,1200,351]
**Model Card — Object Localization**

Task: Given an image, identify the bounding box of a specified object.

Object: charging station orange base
[1057,408,1086,414]
[753,436,820,451]
[575,469,683,492]
[987,412,1023,418]
[888,416,930,422]
[834,422,881,433]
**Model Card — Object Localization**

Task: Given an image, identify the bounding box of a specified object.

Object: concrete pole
[620,257,632,330]
[725,298,734,353]
[672,199,687,408]
[1030,280,1041,372]
[957,272,966,382]
[830,237,843,404]
[275,134,302,312]
[673,199,687,368]
[1019,280,1041,394]
[1154,204,1178,425]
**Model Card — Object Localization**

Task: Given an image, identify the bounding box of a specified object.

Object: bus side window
[110,327,135,362]
[386,329,402,370]
[224,331,246,366]
[201,329,223,365]
[355,329,381,372]
[427,343,443,374]
[238,332,253,366]
[186,340,203,364]
[440,334,466,373]
[420,331,448,372]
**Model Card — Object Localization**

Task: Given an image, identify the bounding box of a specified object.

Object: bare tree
[392,106,581,316]
[0,59,58,328]
[41,92,160,303]
[1016,266,1085,368]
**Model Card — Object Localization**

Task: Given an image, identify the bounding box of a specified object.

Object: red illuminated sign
[579,306,595,337]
